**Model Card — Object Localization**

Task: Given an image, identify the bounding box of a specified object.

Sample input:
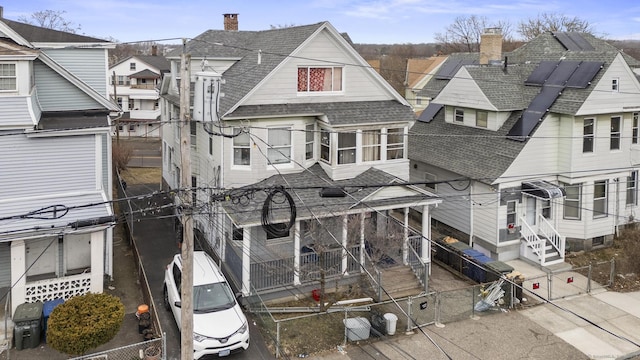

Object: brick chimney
[479,28,502,65]
[151,45,157,56]
[223,13,238,31]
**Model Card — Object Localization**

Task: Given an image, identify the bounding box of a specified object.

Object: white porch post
[10,240,26,315]
[294,220,301,285]
[360,213,365,272]
[403,207,409,265]
[422,205,431,275]
[342,215,348,275]
[242,227,251,296]
[90,231,105,293]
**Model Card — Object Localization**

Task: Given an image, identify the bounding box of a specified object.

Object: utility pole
[179,38,194,360]
[112,71,119,146]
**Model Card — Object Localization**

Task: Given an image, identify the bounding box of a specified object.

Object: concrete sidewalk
[310,259,640,360]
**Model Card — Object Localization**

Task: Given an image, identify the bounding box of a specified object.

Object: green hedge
[47,292,125,355]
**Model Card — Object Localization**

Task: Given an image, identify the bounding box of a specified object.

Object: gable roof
[129,69,160,79]
[406,56,447,89]
[166,21,408,119]
[0,18,109,44]
[222,163,438,226]
[111,54,170,73]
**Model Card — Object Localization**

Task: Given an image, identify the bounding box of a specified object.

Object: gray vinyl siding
[42,48,108,97]
[0,134,97,199]
[0,95,34,127]
[34,61,101,111]
[101,134,109,194]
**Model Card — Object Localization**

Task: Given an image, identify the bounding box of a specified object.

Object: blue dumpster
[43,298,64,343]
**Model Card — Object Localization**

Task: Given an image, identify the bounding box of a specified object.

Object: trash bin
[13,301,43,350]
[383,313,398,336]
[343,317,370,341]
[43,298,64,343]
[448,241,472,272]
[370,312,386,336]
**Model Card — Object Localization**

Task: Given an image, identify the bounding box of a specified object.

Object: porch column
[10,240,26,315]
[342,215,348,275]
[242,227,251,296]
[422,205,431,275]
[90,230,105,293]
[360,213,365,272]
[403,207,409,265]
[294,220,301,285]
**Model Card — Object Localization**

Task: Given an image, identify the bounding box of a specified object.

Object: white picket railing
[538,215,565,257]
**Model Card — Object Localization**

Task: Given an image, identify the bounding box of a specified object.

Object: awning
[521,180,565,199]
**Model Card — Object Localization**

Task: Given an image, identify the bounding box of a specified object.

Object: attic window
[297,67,343,92]
[130,62,136,71]
[612,78,619,92]
[0,63,16,91]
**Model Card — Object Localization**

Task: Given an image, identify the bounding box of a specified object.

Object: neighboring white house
[404,56,447,113]
[109,50,169,138]
[410,29,640,267]
[0,12,120,318]
[160,15,441,299]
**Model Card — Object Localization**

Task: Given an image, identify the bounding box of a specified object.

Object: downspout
[469,182,474,247]
[614,177,620,237]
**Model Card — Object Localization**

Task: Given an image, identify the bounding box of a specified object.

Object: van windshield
[193,282,236,313]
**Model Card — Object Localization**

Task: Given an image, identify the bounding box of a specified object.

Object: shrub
[47,292,125,355]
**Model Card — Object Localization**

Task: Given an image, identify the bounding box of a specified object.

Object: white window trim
[583,118,595,153]
[563,182,582,220]
[385,127,405,160]
[305,124,315,162]
[297,66,344,95]
[610,116,621,151]
[627,171,637,206]
[454,108,464,123]
[267,127,294,170]
[612,78,619,92]
[593,180,608,219]
[320,129,331,164]
[633,112,639,145]
[231,127,251,169]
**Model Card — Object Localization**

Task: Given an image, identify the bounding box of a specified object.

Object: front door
[525,196,536,226]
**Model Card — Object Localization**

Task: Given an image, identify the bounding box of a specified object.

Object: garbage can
[13,301,43,350]
[383,313,398,336]
[343,317,370,341]
[43,298,64,343]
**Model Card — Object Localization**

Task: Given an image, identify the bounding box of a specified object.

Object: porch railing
[363,251,382,301]
[250,257,295,291]
[24,272,91,303]
[520,218,545,263]
[407,241,429,293]
[538,215,565,257]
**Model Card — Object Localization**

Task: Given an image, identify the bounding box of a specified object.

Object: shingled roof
[222,163,437,226]
[1,18,108,44]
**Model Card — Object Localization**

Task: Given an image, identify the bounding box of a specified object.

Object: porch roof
[221,163,440,227]
[521,180,566,199]
[0,191,113,239]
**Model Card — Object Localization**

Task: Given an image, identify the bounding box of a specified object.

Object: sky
[4,1,640,45]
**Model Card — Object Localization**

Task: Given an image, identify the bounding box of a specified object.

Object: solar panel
[507,86,562,140]
[553,32,582,51]
[525,61,560,86]
[434,59,477,79]
[417,103,443,123]
[566,61,603,88]
[567,33,595,51]
[544,61,581,86]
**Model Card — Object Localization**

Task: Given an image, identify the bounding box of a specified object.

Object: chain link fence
[70,337,165,360]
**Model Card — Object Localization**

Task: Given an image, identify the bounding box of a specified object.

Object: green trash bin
[13,301,43,350]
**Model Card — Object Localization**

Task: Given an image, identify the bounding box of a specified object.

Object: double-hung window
[563,183,581,220]
[337,132,356,164]
[583,118,594,153]
[233,128,250,166]
[267,127,291,165]
[476,110,488,128]
[0,63,17,91]
[633,112,639,144]
[386,128,404,159]
[593,180,608,218]
[506,201,516,227]
[454,109,464,123]
[612,78,619,92]
[297,66,343,92]
[610,116,621,150]
[305,124,315,160]
[362,130,381,162]
[627,171,638,206]
[320,129,331,163]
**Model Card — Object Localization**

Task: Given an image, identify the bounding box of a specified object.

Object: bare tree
[434,15,513,54]
[17,9,81,34]
[517,13,595,40]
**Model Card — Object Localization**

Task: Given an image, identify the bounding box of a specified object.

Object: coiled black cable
[261,186,296,237]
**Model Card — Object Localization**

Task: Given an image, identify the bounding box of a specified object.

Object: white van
[163,251,250,358]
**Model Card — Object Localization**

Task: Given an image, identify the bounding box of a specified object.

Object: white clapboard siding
[0,95,35,128]
[43,48,108,97]
[34,61,101,111]
[0,134,97,199]
[472,182,499,243]
[434,68,495,111]
[246,28,392,105]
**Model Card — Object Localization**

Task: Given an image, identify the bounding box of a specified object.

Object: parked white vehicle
[163,251,250,358]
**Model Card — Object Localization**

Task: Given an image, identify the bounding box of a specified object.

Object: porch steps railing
[520,215,564,267]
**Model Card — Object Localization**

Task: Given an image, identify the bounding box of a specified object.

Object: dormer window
[476,110,488,128]
[0,63,16,91]
[320,129,331,163]
[454,108,464,123]
[267,127,291,165]
[297,66,343,92]
[362,130,381,162]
